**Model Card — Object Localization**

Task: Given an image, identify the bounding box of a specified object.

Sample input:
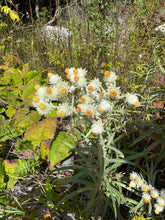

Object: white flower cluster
[129,171,165,215]
[32,67,141,135]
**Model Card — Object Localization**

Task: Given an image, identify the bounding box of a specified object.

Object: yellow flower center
[100,91,104,96]
[33,96,40,102]
[73,69,79,74]
[86,110,92,116]
[39,103,46,110]
[158,202,163,207]
[88,85,94,92]
[35,84,41,90]
[65,68,70,74]
[135,179,139,184]
[130,176,134,180]
[66,74,71,79]
[142,187,147,191]
[60,87,67,94]
[46,87,52,94]
[48,72,54,78]
[103,120,108,125]
[155,209,160,215]
[104,71,110,77]
[74,76,79,82]
[98,107,104,113]
[77,106,82,113]
[151,193,155,198]
[58,110,66,117]
[134,101,140,107]
[144,198,149,203]
[129,183,133,188]
[110,90,117,97]
[80,97,86,103]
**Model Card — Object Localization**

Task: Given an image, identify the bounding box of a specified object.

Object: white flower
[85,104,97,117]
[79,95,92,104]
[155,23,165,34]
[57,103,73,118]
[104,71,117,83]
[129,171,138,181]
[125,93,140,107]
[154,203,164,215]
[32,95,42,108]
[141,182,152,193]
[76,76,87,88]
[91,120,104,135]
[87,78,102,92]
[57,81,70,96]
[156,197,165,208]
[98,100,113,113]
[35,86,47,99]
[142,192,151,203]
[134,175,143,188]
[76,67,87,77]
[48,73,62,85]
[36,101,53,115]
[45,86,59,101]
[129,180,136,188]
[150,187,159,199]
[76,104,88,115]
[107,86,121,99]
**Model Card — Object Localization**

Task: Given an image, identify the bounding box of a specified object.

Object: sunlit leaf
[5,105,16,118]
[48,131,76,167]
[23,117,57,147]
[4,159,19,188]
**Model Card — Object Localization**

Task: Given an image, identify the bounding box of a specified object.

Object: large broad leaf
[14,109,41,134]
[4,159,19,188]
[48,131,76,167]
[3,67,23,86]
[24,70,42,84]
[23,117,57,148]
[5,105,16,118]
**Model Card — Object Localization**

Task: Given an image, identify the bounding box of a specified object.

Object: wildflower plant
[129,171,165,215]
[31,67,147,218]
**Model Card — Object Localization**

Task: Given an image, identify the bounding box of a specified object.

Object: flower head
[57,103,73,118]
[126,93,140,107]
[142,192,151,203]
[91,120,104,135]
[104,71,117,83]
[98,100,113,113]
[150,187,159,199]
[76,104,87,115]
[35,86,47,100]
[80,95,91,104]
[156,197,165,208]
[129,171,138,181]
[36,101,53,115]
[154,203,164,215]
[87,78,102,92]
[129,180,136,188]
[48,73,62,85]
[107,86,121,99]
